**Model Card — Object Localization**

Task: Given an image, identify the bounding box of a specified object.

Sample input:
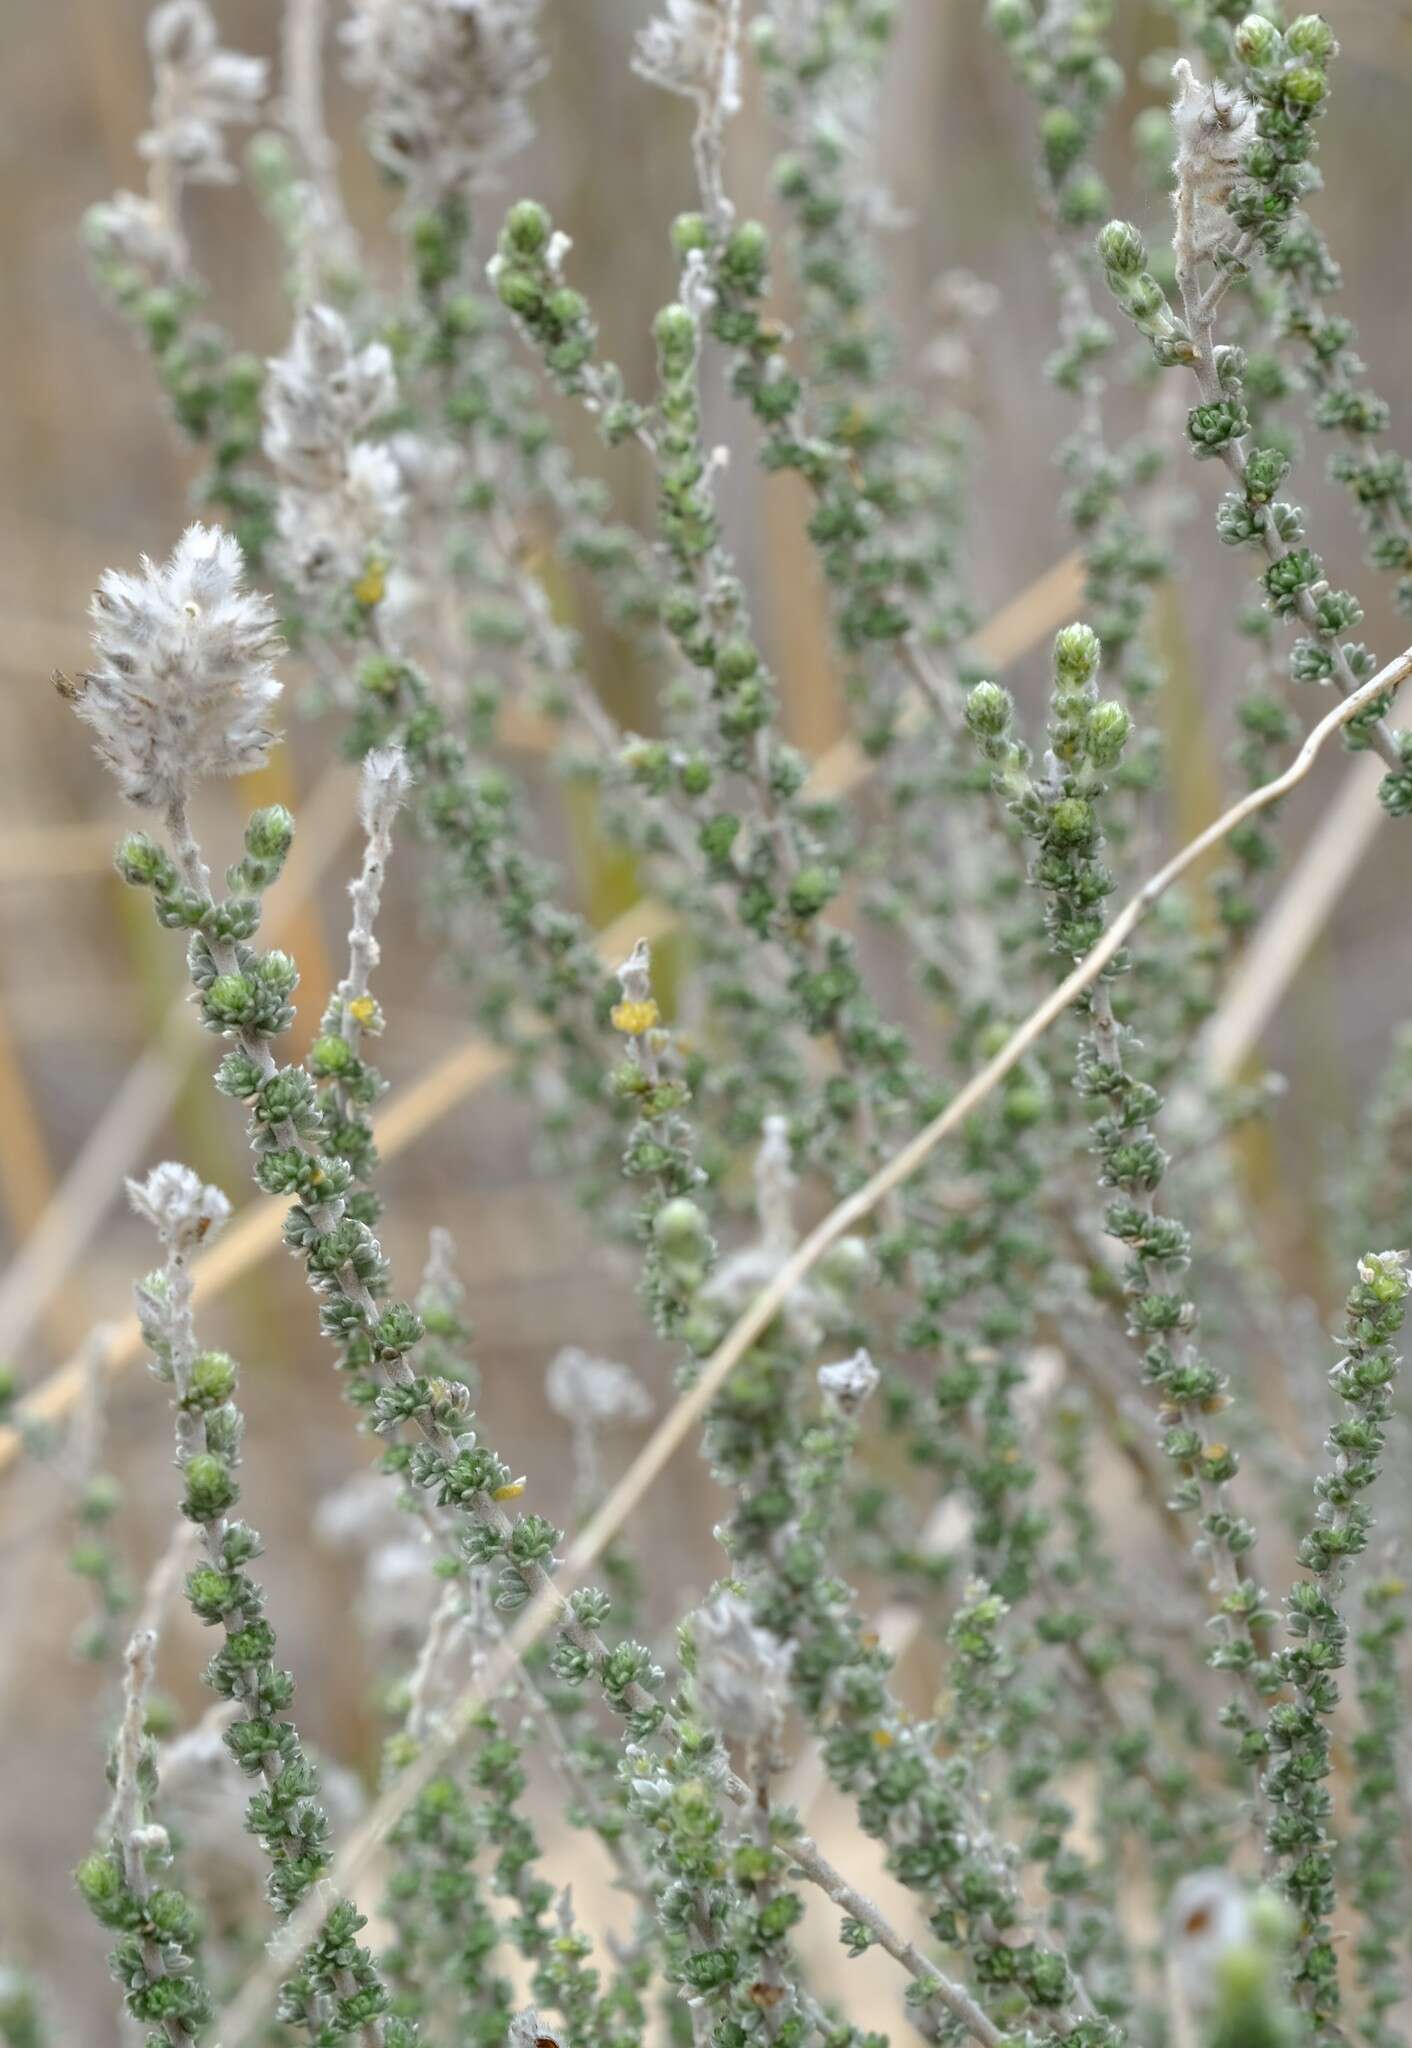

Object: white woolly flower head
[141,0,266,185]
[69,525,282,810]
[1171,59,1257,214]
[545,1346,654,1430]
[359,744,415,836]
[817,1347,879,1418]
[341,0,546,208]
[278,442,405,597]
[127,1162,232,1250]
[85,190,185,284]
[264,307,403,596]
[693,1590,792,1744]
[263,305,398,490]
[633,0,741,114]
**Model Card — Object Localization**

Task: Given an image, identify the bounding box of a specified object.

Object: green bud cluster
[67,1462,132,1666]
[83,209,274,561]
[1262,1250,1407,2034]
[1099,35,1412,817]
[127,1198,403,2047]
[745,1390,1115,2042]
[987,6,1176,739]
[1348,1574,1410,2046]
[1198,18,1412,634]
[967,630,1280,1772]
[492,205,599,396]
[1222,16,1338,258]
[74,1851,212,2043]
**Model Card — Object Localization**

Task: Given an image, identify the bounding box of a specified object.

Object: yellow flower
[353,560,387,609]
[870,1728,894,1748]
[610,997,660,1035]
[348,995,378,1027]
[492,1477,527,1501]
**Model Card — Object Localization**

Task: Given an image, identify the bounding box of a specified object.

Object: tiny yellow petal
[870,1728,893,1748]
[493,1478,527,1501]
[353,561,387,608]
[348,995,378,1026]
[610,998,660,1035]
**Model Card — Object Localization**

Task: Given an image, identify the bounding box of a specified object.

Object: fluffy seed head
[69,524,282,810]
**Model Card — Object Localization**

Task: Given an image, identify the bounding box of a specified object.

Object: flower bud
[1048,796,1096,847]
[1285,15,1336,63]
[1283,64,1326,104]
[1232,15,1279,65]
[183,1451,237,1521]
[654,303,697,372]
[503,199,551,258]
[1086,700,1131,768]
[244,804,295,864]
[670,211,710,256]
[1097,219,1147,276]
[187,1350,238,1407]
[653,1198,710,1263]
[1054,622,1101,685]
[965,680,1012,738]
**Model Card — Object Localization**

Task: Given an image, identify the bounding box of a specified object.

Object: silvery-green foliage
[32,4,1412,2047]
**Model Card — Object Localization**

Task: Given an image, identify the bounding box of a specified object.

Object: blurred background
[3,0,1412,2032]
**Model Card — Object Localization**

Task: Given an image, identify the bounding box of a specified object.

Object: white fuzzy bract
[127,1162,232,1250]
[341,0,545,207]
[693,1590,792,1744]
[632,0,740,114]
[141,0,266,186]
[73,525,282,810]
